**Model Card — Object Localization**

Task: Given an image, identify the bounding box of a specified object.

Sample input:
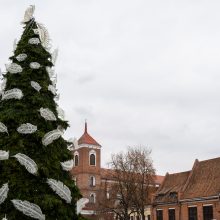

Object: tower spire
[85,119,87,134]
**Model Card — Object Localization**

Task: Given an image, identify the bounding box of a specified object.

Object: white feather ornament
[13,153,38,175]
[0,183,9,205]
[17,123,37,134]
[0,122,8,135]
[48,85,56,95]
[11,200,45,220]
[46,67,55,78]
[6,63,22,74]
[39,108,56,121]
[60,159,74,171]
[16,53,27,62]
[0,79,7,92]
[36,23,50,49]
[0,150,9,160]
[77,198,89,214]
[52,49,58,65]
[31,81,41,92]
[30,62,41,69]
[47,178,72,203]
[2,88,23,100]
[21,5,35,23]
[13,39,17,52]
[42,128,63,146]
[56,107,65,120]
[28,38,40,45]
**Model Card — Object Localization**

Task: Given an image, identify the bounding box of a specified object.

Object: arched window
[89,193,96,203]
[89,176,96,187]
[89,150,96,166]
[74,151,79,166]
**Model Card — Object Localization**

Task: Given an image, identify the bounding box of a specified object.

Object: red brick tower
[71,122,101,212]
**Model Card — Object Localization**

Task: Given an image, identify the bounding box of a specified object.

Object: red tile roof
[181,157,220,199]
[154,171,190,204]
[78,122,101,146]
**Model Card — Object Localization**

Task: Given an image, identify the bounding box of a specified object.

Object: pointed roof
[78,122,101,146]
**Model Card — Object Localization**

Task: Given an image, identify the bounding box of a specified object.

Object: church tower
[71,122,101,209]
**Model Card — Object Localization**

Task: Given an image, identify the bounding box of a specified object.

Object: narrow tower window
[74,151,79,166]
[89,193,96,203]
[90,154,96,166]
[90,176,96,187]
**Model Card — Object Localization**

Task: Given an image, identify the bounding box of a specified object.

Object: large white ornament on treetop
[6,63,22,74]
[17,123,37,134]
[30,62,41,69]
[47,178,72,204]
[0,150,9,160]
[16,53,27,62]
[42,128,63,146]
[11,199,45,220]
[39,107,56,121]
[0,122,8,135]
[13,153,38,175]
[0,183,9,205]
[28,38,40,45]
[21,5,35,23]
[1,88,23,100]
[60,159,74,171]
[31,81,41,92]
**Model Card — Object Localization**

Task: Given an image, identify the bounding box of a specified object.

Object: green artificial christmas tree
[0,6,81,220]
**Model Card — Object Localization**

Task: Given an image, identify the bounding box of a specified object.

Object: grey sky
[1,0,220,175]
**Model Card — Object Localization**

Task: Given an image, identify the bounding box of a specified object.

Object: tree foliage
[0,14,81,219]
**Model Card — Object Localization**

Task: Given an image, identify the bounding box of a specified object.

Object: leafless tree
[97,146,155,220]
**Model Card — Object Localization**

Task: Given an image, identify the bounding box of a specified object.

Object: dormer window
[74,151,79,166]
[89,150,96,166]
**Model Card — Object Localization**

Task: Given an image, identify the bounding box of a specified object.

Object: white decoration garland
[46,67,55,78]
[39,108,56,121]
[42,128,63,146]
[6,63,22,74]
[21,5,35,23]
[13,39,17,52]
[47,178,72,203]
[48,85,56,95]
[30,62,41,69]
[17,123,37,134]
[28,38,40,45]
[31,81,41,92]
[13,153,38,175]
[0,150,9,160]
[0,122,8,134]
[2,88,23,100]
[0,183,9,205]
[60,159,74,171]
[52,49,58,65]
[11,200,45,220]
[16,54,27,62]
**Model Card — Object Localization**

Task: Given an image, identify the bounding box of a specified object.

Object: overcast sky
[1,0,220,175]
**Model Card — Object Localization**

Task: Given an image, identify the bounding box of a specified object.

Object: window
[74,154,79,166]
[147,215,151,220]
[168,209,175,220]
[90,154,96,165]
[130,217,134,220]
[188,207,197,220]
[156,209,163,220]
[74,151,79,166]
[90,176,95,187]
[203,205,213,220]
[89,193,96,203]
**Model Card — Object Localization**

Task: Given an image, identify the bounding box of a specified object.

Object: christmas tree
[0,6,81,220]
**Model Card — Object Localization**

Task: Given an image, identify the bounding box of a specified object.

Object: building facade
[152,157,220,220]
[70,122,164,219]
